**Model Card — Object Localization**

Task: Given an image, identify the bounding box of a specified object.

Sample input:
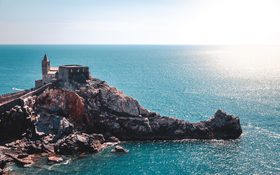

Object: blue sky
[0,0,280,44]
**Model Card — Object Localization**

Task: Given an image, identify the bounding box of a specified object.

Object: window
[70,69,73,73]
[77,69,80,72]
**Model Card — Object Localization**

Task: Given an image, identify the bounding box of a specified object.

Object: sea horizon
[0,45,279,174]
[1,0,280,174]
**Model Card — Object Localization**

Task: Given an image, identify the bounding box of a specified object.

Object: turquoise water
[0,45,279,174]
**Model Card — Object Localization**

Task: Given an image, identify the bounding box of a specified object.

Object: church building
[35,54,90,88]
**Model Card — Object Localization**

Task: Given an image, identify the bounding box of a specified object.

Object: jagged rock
[42,143,55,154]
[205,110,242,139]
[52,117,74,142]
[0,105,36,140]
[4,153,34,167]
[54,133,105,155]
[111,145,128,153]
[24,140,44,154]
[48,156,63,163]
[106,136,120,143]
[0,157,7,170]
[17,154,29,159]
[35,88,85,121]
[0,167,8,175]
[5,138,45,155]
[32,78,242,140]
[0,71,243,170]
[0,151,13,172]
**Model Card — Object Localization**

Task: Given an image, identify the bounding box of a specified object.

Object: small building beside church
[58,65,89,83]
[35,54,90,88]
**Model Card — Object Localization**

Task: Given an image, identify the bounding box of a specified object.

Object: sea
[0,45,279,175]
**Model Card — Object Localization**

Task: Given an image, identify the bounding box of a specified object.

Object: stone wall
[0,98,24,114]
[58,67,69,81]
[58,66,89,83]
[20,83,53,99]
[0,83,53,114]
[0,90,29,104]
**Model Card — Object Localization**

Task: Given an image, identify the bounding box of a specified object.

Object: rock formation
[112,145,128,153]
[0,77,242,171]
[32,78,242,140]
[0,105,35,140]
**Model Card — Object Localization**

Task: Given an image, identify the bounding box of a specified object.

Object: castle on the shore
[35,54,90,88]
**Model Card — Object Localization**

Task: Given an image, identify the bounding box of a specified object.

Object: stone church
[35,54,90,88]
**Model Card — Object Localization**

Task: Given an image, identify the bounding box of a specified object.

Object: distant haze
[0,0,279,45]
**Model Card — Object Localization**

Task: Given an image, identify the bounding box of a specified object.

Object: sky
[0,0,280,45]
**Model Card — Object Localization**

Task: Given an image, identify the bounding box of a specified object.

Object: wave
[247,123,280,139]
[12,87,24,91]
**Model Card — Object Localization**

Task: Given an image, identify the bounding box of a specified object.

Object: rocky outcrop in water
[54,133,105,155]
[0,77,242,172]
[32,78,242,140]
[112,145,128,153]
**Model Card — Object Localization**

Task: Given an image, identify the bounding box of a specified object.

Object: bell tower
[42,54,50,78]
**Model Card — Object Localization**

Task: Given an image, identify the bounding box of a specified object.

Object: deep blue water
[0,45,279,174]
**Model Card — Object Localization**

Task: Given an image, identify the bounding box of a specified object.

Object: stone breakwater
[0,78,242,173]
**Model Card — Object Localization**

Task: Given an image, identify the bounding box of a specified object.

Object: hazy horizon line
[1,43,279,46]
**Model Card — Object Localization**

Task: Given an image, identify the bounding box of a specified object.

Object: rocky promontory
[0,78,242,172]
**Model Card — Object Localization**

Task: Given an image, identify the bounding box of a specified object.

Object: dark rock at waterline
[111,145,128,153]
[0,157,7,170]
[48,156,63,163]
[0,153,12,175]
[0,133,110,172]
[4,153,34,167]
[106,136,120,143]
[5,138,44,154]
[0,77,242,171]
[206,110,242,139]
[54,133,105,155]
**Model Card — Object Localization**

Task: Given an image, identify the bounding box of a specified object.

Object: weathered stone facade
[41,54,58,85]
[35,55,90,88]
[58,65,89,83]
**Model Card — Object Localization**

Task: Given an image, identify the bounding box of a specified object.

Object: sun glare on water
[212,46,280,79]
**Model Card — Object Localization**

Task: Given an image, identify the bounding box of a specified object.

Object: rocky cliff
[33,78,242,140]
[0,78,242,172]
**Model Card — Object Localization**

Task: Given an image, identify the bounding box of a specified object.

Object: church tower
[42,54,50,78]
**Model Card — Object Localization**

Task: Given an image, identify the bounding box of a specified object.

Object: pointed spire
[43,54,49,61]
